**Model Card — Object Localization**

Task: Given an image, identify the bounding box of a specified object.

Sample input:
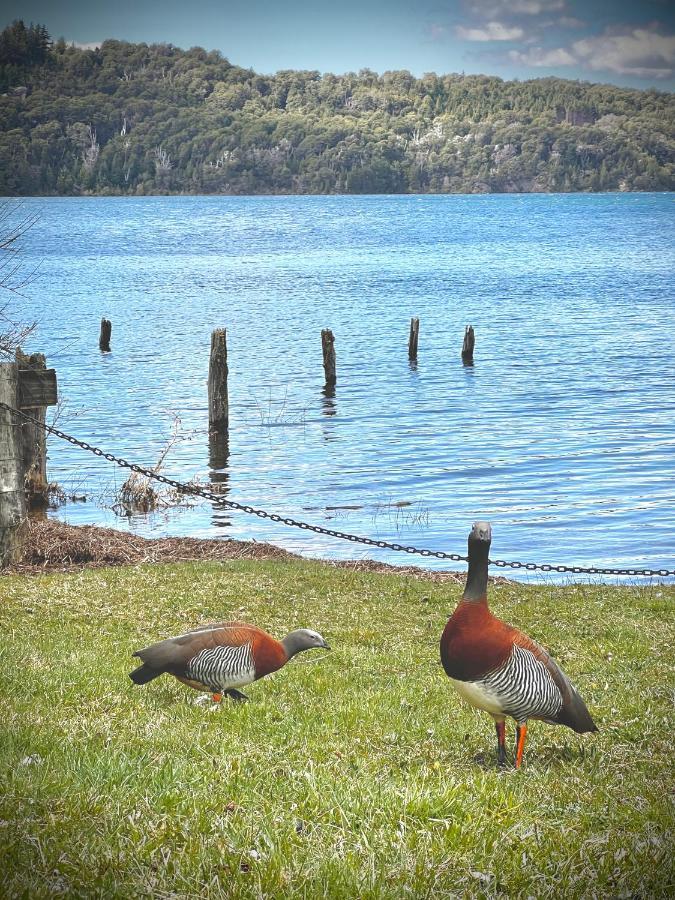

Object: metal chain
[2,401,674,578]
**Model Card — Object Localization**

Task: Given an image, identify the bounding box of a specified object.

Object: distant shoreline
[4,188,669,200]
[3,28,672,196]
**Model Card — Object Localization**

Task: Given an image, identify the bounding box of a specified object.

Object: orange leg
[212,693,222,703]
[515,723,528,769]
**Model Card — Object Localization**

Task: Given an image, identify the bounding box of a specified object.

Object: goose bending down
[130,622,330,702]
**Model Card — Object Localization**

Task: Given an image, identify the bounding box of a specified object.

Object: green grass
[1,560,673,898]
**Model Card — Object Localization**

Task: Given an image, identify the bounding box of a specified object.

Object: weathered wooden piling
[0,357,58,565]
[461,325,475,364]
[99,318,112,351]
[16,350,48,503]
[208,328,229,429]
[408,317,420,360]
[0,363,26,566]
[321,329,336,387]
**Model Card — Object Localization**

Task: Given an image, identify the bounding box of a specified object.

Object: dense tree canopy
[1,20,673,196]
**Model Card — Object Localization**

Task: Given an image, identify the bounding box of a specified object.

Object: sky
[3,0,675,91]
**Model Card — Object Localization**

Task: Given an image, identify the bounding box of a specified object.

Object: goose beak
[322,640,331,650]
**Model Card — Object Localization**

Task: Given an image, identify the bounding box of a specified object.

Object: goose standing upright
[440,522,597,767]
[130,622,330,702]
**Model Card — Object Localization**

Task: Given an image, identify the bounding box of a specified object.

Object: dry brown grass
[5,518,469,584]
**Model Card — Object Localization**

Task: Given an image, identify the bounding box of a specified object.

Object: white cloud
[572,25,675,79]
[505,24,675,80]
[558,16,585,29]
[464,0,565,17]
[72,41,102,50]
[508,46,576,66]
[456,21,525,41]
[513,0,564,10]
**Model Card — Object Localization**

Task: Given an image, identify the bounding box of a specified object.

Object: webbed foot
[226,689,249,702]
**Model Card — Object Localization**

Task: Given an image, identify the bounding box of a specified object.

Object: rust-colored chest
[440,600,514,682]
[250,632,288,679]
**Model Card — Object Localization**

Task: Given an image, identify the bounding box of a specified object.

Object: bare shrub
[112,413,199,516]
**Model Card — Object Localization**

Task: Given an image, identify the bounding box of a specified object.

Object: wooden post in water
[16,350,48,503]
[408,317,420,360]
[208,328,229,429]
[99,318,112,351]
[461,325,475,365]
[0,362,26,566]
[321,329,336,387]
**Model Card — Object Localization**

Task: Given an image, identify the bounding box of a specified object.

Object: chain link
[2,401,674,578]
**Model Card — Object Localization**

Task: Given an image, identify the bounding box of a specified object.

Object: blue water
[15,193,675,580]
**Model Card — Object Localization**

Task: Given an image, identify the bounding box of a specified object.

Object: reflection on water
[320,386,337,416]
[17,192,675,579]
[320,385,339,443]
[208,428,230,472]
[208,427,231,528]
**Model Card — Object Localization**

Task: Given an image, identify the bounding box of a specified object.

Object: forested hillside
[1,20,673,196]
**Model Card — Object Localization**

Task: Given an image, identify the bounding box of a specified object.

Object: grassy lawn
[1,560,673,898]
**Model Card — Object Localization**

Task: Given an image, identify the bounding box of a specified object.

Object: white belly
[449,677,505,717]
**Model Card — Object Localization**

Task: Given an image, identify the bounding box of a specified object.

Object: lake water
[15,193,675,580]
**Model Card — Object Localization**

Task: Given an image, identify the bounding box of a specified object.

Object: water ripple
[18,193,675,580]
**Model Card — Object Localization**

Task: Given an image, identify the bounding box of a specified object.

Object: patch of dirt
[3,518,480,583]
